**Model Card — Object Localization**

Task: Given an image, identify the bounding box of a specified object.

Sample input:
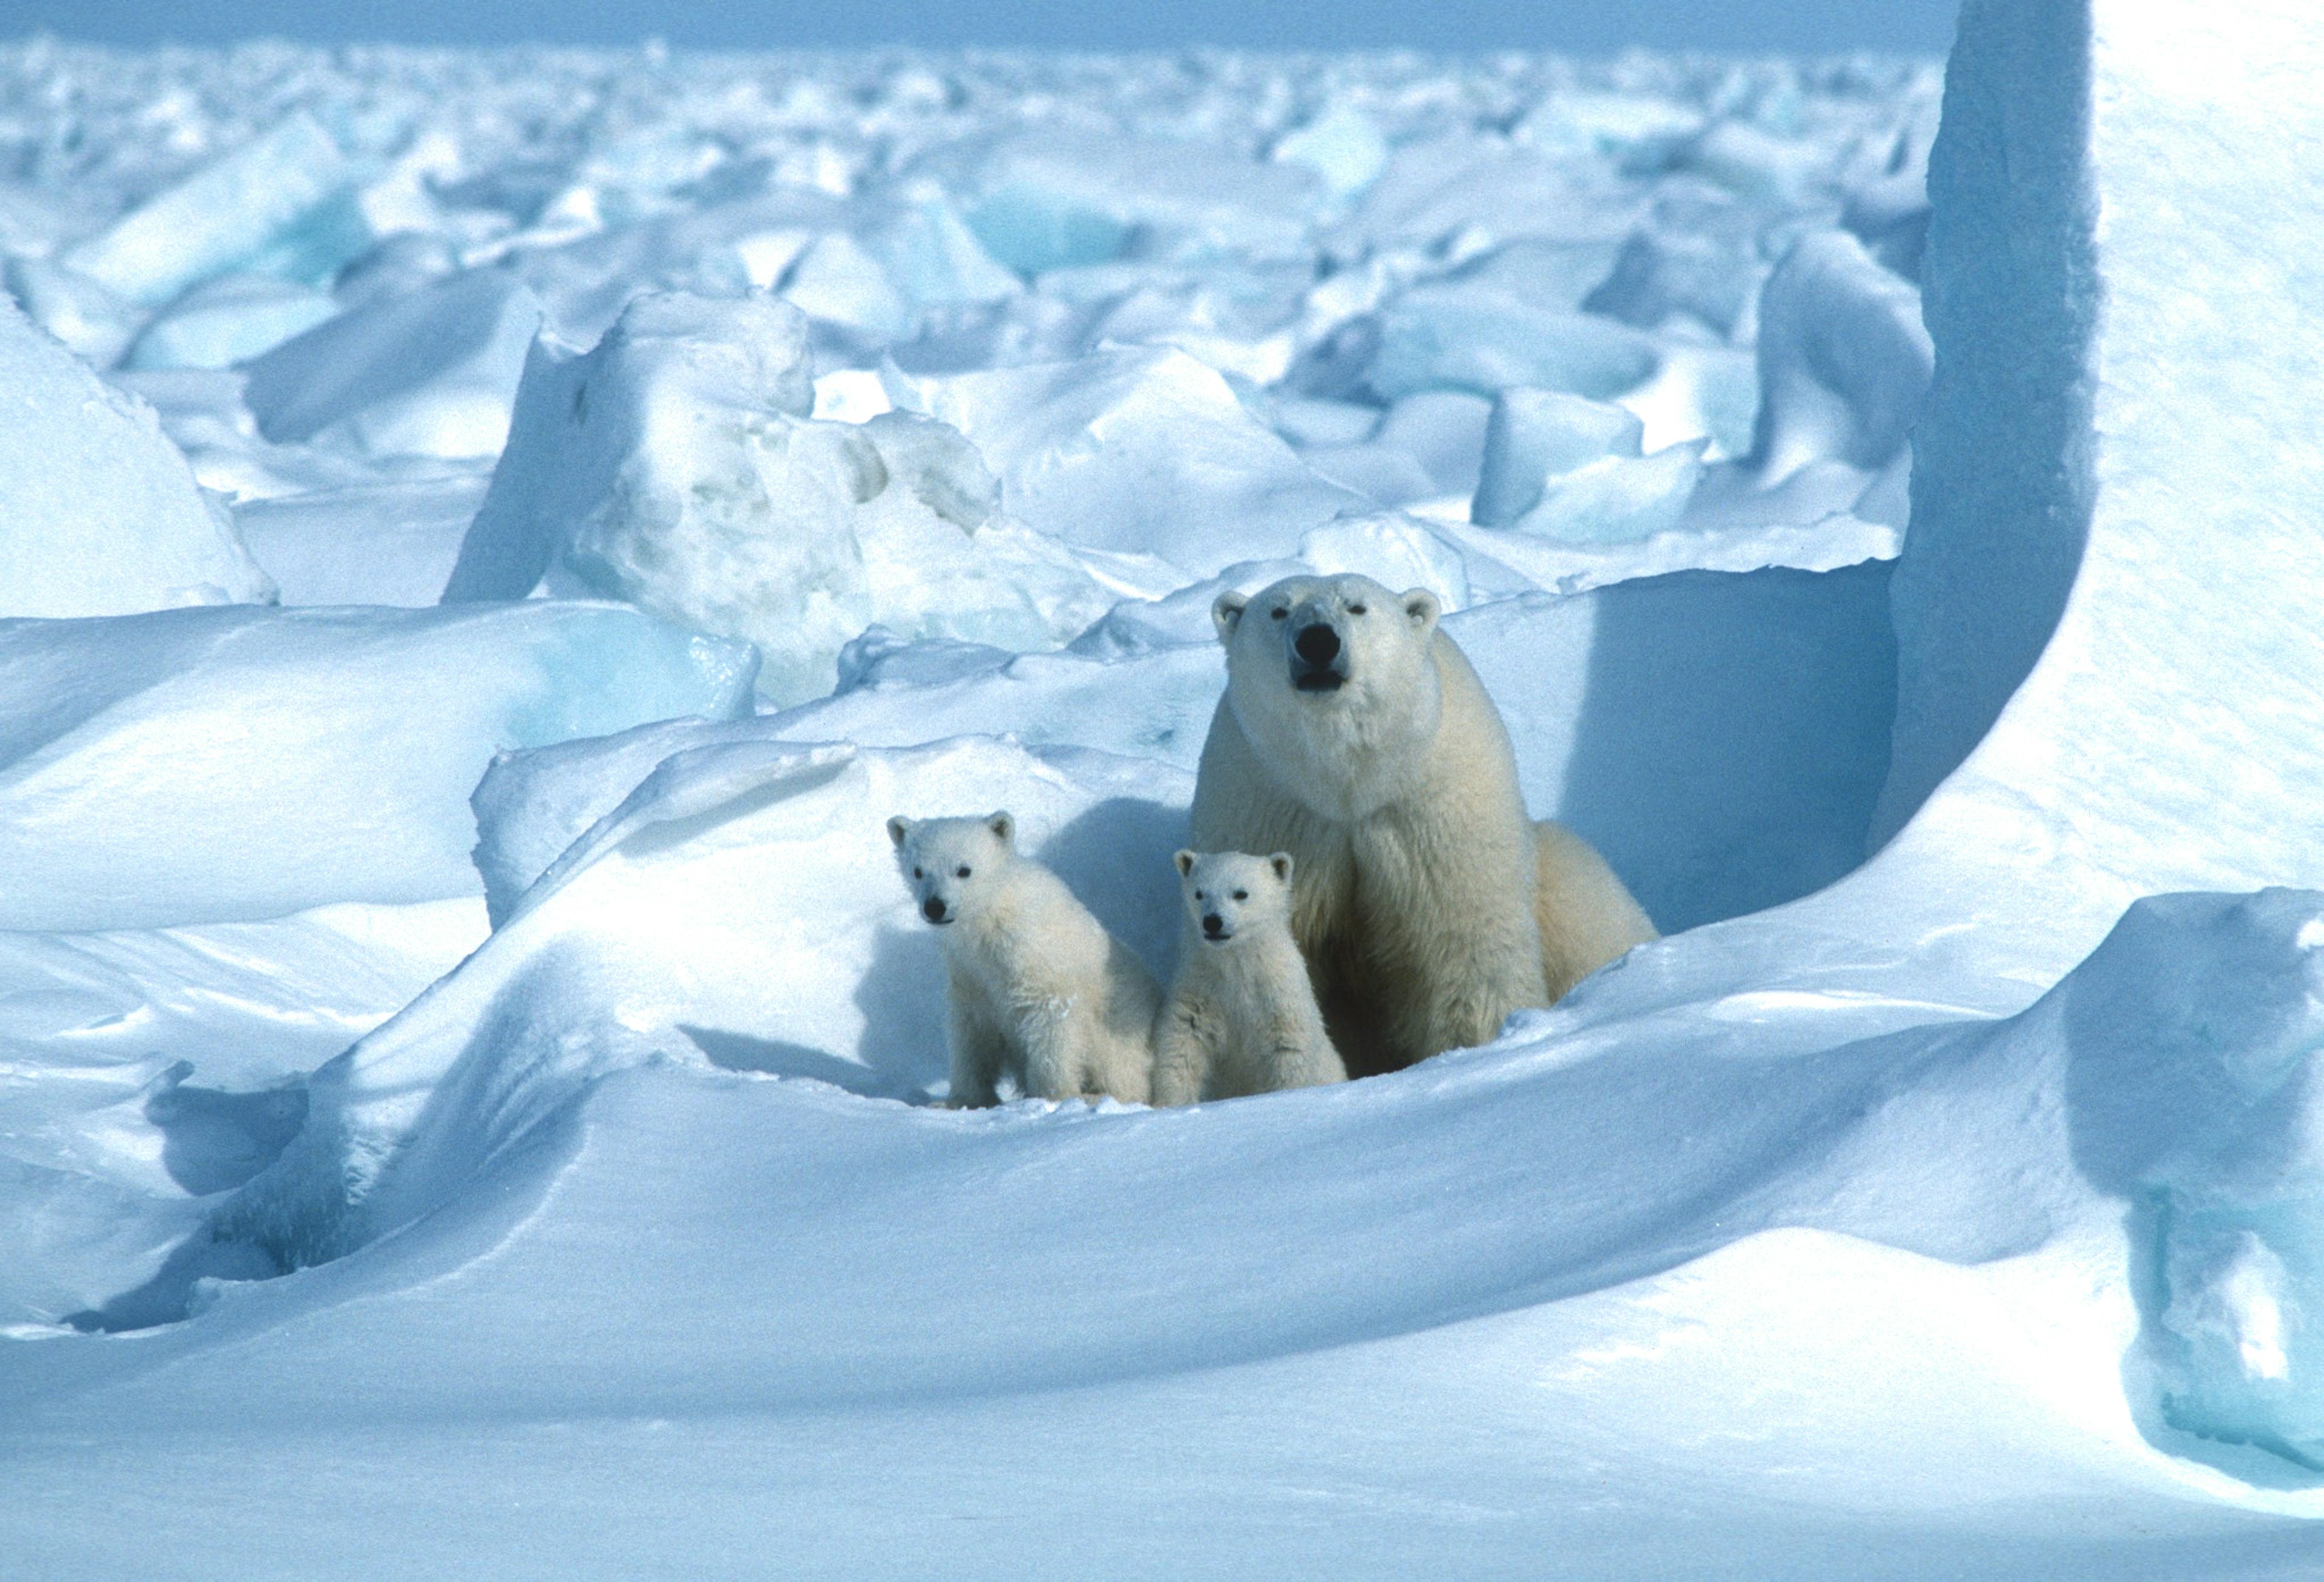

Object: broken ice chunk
[1270,107,1390,202]
[4,255,141,367]
[901,344,1362,575]
[447,291,1165,704]
[0,294,272,617]
[0,601,758,932]
[1473,388,1646,526]
[1749,229,1934,481]
[1367,278,1660,404]
[123,272,341,372]
[61,113,368,307]
[1472,387,1704,545]
[241,268,545,460]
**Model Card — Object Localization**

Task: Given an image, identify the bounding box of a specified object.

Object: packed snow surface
[4,7,2324,1577]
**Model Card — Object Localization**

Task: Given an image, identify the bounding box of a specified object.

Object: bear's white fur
[888,811,1157,1106]
[1152,850,1347,1105]
[1189,573,1656,1075]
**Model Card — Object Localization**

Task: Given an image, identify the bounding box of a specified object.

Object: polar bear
[1152,850,1347,1105]
[888,812,1158,1107]
[1189,573,1657,1077]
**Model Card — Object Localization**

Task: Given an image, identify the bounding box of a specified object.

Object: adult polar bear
[1189,573,1656,1077]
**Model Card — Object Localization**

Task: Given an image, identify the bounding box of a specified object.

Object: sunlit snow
[4,3,2324,1575]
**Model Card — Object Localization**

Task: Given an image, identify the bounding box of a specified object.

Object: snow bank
[444,291,1164,703]
[2059,890,2324,1469]
[209,734,1191,1274]
[0,602,757,931]
[0,295,274,618]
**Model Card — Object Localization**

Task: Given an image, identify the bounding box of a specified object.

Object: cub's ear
[1400,588,1442,633]
[986,811,1015,844]
[1173,850,1197,878]
[1211,589,1249,643]
[886,816,913,848]
[1269,852,1294,884]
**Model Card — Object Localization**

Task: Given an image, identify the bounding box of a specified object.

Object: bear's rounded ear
[1400,588,1441,632]
[1173,849,1197,878]
[1212,589,1249,642]
[886,815,913,848]
[986,811,1014,844]
[1269,852,1293,884]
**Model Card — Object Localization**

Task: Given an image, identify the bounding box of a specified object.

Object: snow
[0,294,274,617]
[2,13,2323,1575]
[0,602,756,930]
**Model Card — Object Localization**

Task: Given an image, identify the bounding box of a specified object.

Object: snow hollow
[4,5,2324,1575]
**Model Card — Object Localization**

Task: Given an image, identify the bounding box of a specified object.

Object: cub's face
[888,812,1014,927]
[1173,850,1294,946]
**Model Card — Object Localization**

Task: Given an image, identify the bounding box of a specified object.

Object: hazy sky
[1,0,1959,55]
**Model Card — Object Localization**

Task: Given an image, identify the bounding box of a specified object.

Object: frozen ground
[4,2,2324,1575]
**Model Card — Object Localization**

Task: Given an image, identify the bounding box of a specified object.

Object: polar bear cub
[888,811,1157,1108]
[1152,850,1347,1106]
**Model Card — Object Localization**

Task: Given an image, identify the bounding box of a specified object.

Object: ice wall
[1869,0,2324,926]
[1872,0,2096,844]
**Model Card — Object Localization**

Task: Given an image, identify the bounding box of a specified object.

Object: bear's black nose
[1293,623,1340,666]
[1202,913,1226,936]
[922,896,948,924]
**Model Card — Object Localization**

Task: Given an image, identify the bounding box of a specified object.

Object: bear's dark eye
[913,867,924,879]
[956,865,971,879]
[1232,889,1248,901]
[1347,603,1367,615]
[1269,606,1287,620]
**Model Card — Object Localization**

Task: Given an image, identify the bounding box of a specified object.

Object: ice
[1474,388,1647,524]
[0,295,274,617]
[234,472,492,606]
[1269,105,1390,201]
[1368,389,1492,500]
[959,128,1321,275]
[780,231,917,344]
[445,291,1166,703]
[1584,179,1767,340]
[861,191,1022,313]
[1364,275,1663,404]
[900,344,1364,574]
[240,268,544,460]
[1471,387,1705,545]
[4,255,141,368]
[1747,229,1934,482]
[2057,891,2324,1469]
[121,272,340,372]
[0,602,757,931]
[59,113,367,307]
